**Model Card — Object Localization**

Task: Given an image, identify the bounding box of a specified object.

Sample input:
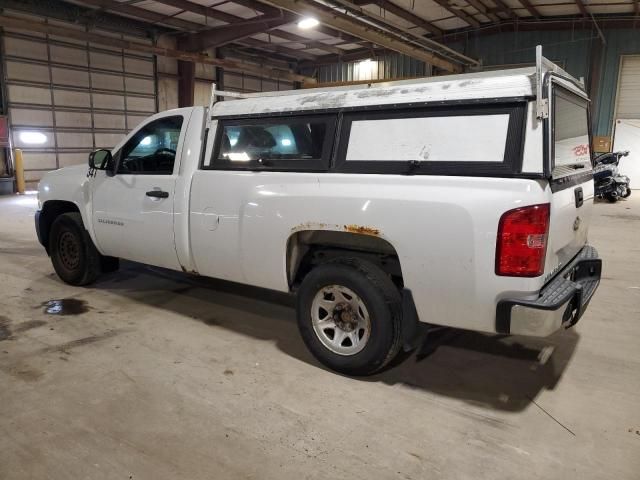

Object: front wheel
[49,212,102,286]
[605,193,618,203]
[296,258,402,376]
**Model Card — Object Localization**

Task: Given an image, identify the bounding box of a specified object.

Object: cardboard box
[592,136,611,153]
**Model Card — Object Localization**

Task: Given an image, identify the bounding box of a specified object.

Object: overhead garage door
[1,14,157,186]
[612,55,640,185]
[614,55,640,119]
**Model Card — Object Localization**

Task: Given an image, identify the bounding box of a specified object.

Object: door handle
[574,187,583,208]
[146,190,169,198]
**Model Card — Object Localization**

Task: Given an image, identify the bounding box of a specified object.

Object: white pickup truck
[36,48,601,375]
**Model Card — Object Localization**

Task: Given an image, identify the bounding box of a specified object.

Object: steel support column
[587,38,604,133]
[178,60,196,107]
[215,49,225,92]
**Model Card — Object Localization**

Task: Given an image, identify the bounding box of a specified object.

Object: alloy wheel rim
[311,285,371,356]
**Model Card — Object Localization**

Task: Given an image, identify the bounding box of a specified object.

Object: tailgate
[544,85,594,280]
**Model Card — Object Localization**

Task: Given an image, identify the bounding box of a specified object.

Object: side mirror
[88,149,114,176]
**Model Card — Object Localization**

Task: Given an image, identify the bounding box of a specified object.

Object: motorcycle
[593,150,631,203]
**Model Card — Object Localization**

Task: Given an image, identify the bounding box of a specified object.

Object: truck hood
[38,164,91,208]
[43,163,88,179]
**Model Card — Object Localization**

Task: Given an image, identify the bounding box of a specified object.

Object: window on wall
[553,89,591,178]
[206,115,336,171]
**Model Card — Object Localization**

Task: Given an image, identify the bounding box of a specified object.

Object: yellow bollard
[14,148,25,195]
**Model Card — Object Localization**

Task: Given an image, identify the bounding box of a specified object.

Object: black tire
[100,255,120,273]
[296,257,403,376]
[605,193,618,203]
[49,212,102,286]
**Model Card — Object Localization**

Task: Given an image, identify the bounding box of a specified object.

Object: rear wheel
[605,193,618,203]
[296,257,402,376]
[49,212,102,286]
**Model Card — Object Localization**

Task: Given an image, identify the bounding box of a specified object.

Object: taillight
[495,203,550,277]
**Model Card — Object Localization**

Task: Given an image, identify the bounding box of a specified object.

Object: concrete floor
[0,193,639,480]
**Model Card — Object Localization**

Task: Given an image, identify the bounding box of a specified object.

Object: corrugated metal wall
[447,28,640,136]
[449,30,594,79]
[1,12,157,186]
[312,29,640,138]
[594,30,640,135]
[315,53,431,83]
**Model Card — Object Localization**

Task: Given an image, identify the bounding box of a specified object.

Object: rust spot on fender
[343,224,380,236]
[291,222,331,233]
[290,222,381,237]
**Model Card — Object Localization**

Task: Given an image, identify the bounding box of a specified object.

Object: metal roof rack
[207,83,250,127]
[207,46,587,121]
[210,86,250,101]
[535,44,585,119]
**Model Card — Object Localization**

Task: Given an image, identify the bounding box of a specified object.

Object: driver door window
[116,116,183,174]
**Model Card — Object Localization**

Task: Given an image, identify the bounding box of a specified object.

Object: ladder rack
[535,44,585,120]
[207,46,587,123]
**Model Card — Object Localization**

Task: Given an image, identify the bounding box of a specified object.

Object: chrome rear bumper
[496,245,601,336]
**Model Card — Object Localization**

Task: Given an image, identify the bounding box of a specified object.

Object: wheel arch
[38,200,82,254]
[285,229,404,290]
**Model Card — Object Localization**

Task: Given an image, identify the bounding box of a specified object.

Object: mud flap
[401,289,422,352]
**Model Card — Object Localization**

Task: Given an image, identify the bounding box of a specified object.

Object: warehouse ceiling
[1,0,638,74]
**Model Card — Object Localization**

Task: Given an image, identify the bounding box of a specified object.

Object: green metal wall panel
[311,29,640,138]
[315,53,430,84]
[595,30,640,135]
[451,30,595,80]
[448,29,640,136]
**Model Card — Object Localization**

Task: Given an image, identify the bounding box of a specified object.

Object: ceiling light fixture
[298,17,319,29]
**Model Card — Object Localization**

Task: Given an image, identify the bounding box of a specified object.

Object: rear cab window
[551,87,592,179]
